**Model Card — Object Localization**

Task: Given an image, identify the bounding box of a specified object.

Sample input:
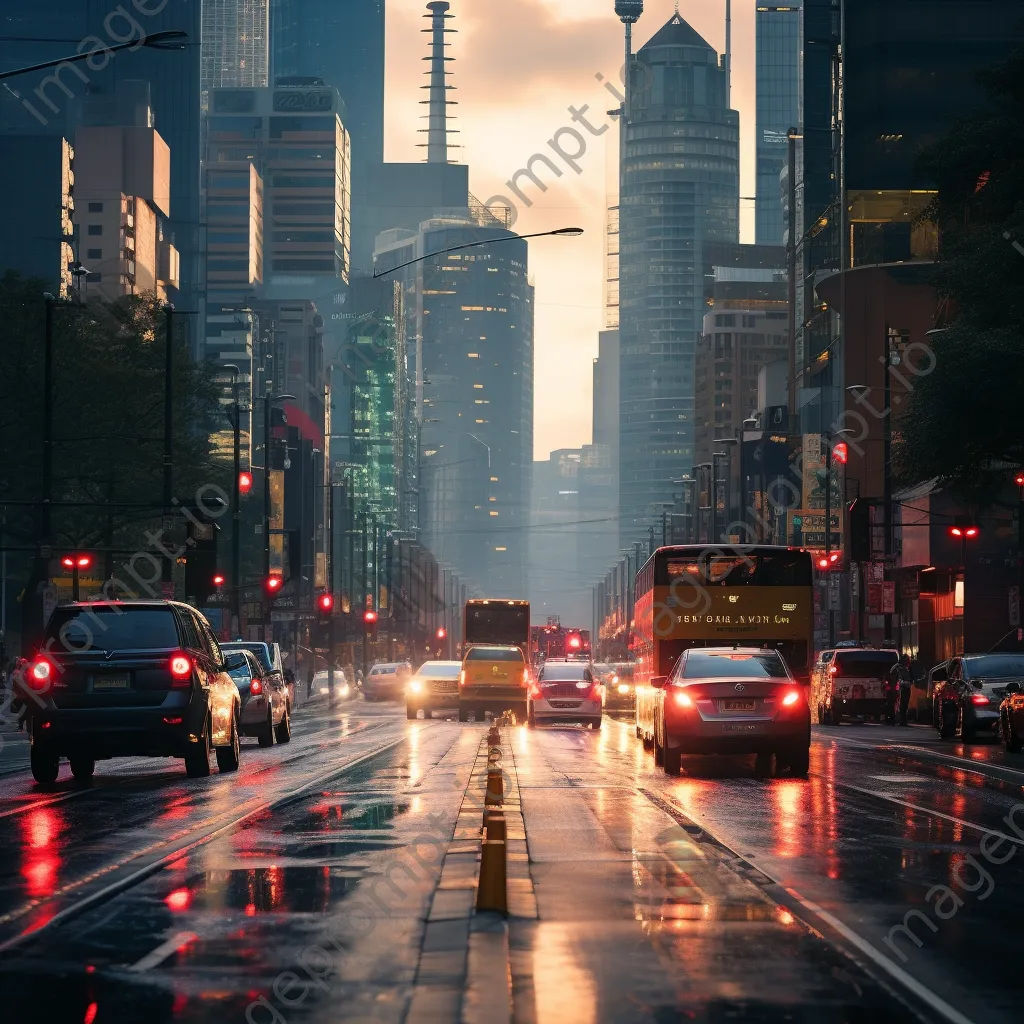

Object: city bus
[464,599,530,657]
[634,545,815,744]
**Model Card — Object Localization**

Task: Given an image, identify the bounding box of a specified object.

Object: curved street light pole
[0,31,189,81]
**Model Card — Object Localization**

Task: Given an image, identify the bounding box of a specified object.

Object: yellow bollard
[476,839,508,914]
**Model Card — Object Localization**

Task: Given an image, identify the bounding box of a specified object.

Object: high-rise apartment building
[618,12,739,546]
[0,0,204,327]
[202,1,271,93]
[755,3,801,246]
[271,0,385,271]
[72,84,179,304]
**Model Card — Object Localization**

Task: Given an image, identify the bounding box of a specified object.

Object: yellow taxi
[458,644,529,722]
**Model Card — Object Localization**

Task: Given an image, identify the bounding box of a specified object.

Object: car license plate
[722,723,761,733]
[723,700,756,712]
[93,674,130,690]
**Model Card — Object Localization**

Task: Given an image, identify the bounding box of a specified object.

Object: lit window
[494,546,507,551]
[473,384,484,389]
[489,511,499,517]
[475,419,487,424]
[490,477,499,482]
[468,353,479,358]
[489,497,496,502]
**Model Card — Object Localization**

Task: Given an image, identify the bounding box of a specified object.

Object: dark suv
[22,601,242,785]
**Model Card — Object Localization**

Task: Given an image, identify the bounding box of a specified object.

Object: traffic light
[436,626,447,641]
[318,593,335,619]
[832,441,849,465]
[60,554,93,571]
[238,470,254,495]
[816,552,842,570]
[948,523,979,539]
[212,573,226,588]
[363,608,378,635]
[264,574,284,598]
[567,633,582,650]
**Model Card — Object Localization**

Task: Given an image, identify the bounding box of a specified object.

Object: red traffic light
[363,609,378,624]
[213,574,226,587]
[816,552,842,570]
[61,553,93,570]
[239,471,254,495]
[833,441,849,465]
[567,634,582,649]
[318,593,335,613]
[436,627,447,640]
[949,525,979,538]
[265,574,284,593]
[1016,471,1024,487]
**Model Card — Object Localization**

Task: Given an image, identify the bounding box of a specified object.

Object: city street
[1,702,1022,1023]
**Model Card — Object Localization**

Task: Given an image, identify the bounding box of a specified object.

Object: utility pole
[162,304,174,587]
[327,479,335,707]
[42,295,55,548]
[226,366,241,633]
[824,432,833,646]
[883,327,894,643]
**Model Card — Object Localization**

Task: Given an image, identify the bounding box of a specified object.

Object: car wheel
[664,744,681,776]
[275,707,291,743]
[784,744,810,778]
[184,722,212,778]
[458,705,469,723]
[257,710,275,748]
[755,751,776,779]
[591,716,602,731]
[654,719,665,767]
[70,756,95,783]
[217,715,241,773]
[406,704,418,720]
[1002,712,1023,753]
[30,745,60,786]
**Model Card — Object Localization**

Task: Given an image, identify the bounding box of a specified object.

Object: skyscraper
[202,0,271,92]
[755,4,801,246]
[271,0,385,271]
[618,12,739,546]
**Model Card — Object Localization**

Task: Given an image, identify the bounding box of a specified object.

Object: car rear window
[228,662,252,684]
[539,663,587,681]
[834,652,898,677]
[370,665,397,675]
[963,655,1024,678]
[466,647,524,662]
[224,642,272,672]
[46,606,180,652]
[681,651,790,679]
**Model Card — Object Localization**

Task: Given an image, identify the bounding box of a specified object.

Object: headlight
[575,681,590,689]
[340,684,350,697]
[612,675,619,685]
[617,684,630,695]
[409,679,423,694]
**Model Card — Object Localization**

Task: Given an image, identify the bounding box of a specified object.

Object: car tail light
[970,693,990,705]
[460,669,466,685]
[522,668,529,684]
[782,690,801,707]
[27,658,52,690]
[828,665,837,675]
[250,678,264,696]
[529,683,541,699]
[162,716,183,725]
[169,653,192,687]
[674,691,693,708]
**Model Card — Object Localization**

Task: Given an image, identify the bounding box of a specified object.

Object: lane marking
[128,930,197,972]
[868,774,931,783]
[643,787,982,1024]
[0,731,413,954]
[815,775,1024,847]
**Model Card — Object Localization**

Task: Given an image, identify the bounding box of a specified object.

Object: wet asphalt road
[0,703,1021,1023]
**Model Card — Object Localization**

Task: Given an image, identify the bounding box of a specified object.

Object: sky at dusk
[385,0,757,460]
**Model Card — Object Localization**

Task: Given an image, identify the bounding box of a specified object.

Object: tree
[895,48,1024,503]
[0,273,230,650]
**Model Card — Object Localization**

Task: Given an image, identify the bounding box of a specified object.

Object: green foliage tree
[0,273,231,648]
[895,48,1024,505]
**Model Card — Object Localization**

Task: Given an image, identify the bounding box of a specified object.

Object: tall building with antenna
[421,1,459,163]
[616,8,740,546]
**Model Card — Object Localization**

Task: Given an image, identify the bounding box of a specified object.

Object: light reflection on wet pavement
[0,706,1021,1022]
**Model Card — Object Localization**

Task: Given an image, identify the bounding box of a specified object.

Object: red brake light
[828,664,837,675]
[250,678,264,696]
[970,693,990,705]
[674,691,693,708]
[782,690,801,707]
[169,653,192,685]
[28,658,52,689]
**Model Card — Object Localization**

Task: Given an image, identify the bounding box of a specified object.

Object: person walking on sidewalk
[889,654,914,726]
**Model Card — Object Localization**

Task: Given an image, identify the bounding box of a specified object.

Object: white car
[312,669,352,700]
[528,659,602,729]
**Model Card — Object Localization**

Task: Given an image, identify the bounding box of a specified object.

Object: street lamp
[0,31,189,81]
[373,226,584,278]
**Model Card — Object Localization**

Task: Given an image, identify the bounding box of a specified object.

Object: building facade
[271,0,385,272]
[755,3,801,246]
[202,0,271,94]
[618,12,739,546]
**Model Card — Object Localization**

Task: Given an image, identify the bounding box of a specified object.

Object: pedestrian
[889,654,914,726]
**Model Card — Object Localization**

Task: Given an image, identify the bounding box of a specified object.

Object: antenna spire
[419,1,458,164]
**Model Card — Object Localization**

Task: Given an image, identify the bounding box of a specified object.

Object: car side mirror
[223,653,246,671]
[650,675,668,689]
[1005,682,1021,695]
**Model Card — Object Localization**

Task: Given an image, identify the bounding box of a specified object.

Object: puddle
[181,866,358,914]
[283,798,409,833]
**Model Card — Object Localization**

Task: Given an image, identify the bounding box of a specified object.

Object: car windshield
[417,663,462,678]
[466,647,524,662]
[964,656,1024,678]
[228,662,252,684]
[224,643,273,672]
[45,607,180,652]
[540,663,588,680]
[681,651,790,679]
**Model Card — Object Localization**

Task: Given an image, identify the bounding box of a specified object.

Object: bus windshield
[663,552,812,587]
[465,603,529,646]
